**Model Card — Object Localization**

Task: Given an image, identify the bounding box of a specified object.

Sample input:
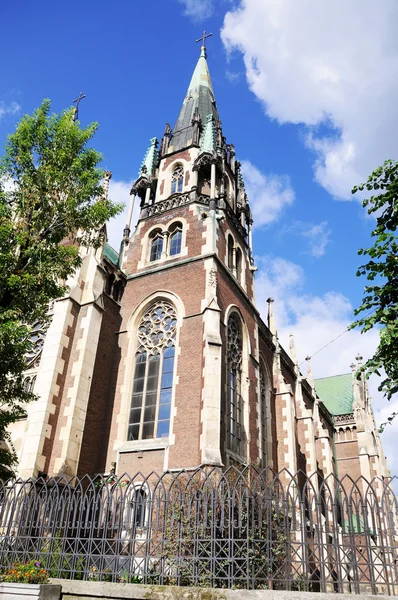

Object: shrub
[1,560,49,584]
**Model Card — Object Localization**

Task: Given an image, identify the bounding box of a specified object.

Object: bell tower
[105,38,260,475]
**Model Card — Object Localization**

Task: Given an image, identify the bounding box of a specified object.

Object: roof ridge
[315,373,351,381]
[105,241,119,254]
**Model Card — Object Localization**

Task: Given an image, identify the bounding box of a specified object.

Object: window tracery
[227,313,243,455]
[171,165,184,194]
[128,301,177,442]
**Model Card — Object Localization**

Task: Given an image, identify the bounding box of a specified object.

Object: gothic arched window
[236,248,242,283]
[169,225,182,256]
[227,313,243,455]
[125,486,147,531]
[227,235,234,271]
[260,363,267,467]
[128,300,177,441]
[150,234,163,262]
[171,164,184,194]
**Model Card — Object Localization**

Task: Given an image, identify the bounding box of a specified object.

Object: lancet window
[125,486,147,531]
[227,313,243,455]
[260,364,267,467]
[169,226,182,256]
[171,164,184,194]
[236,248,242,284]
[227,235,234,271]
[150,234,163,262]
[128,301,177,442]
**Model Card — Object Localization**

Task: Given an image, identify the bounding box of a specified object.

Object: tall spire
[167,39,220,154]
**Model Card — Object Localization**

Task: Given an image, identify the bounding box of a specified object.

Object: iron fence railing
[0,467,396,594]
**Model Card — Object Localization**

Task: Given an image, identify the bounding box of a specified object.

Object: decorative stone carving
[227,314,242,371]
[208,267,217,287]
[137,301,177,356]
[25,321,49,369]
[334,413,355,424]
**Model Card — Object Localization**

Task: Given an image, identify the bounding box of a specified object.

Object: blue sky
[2,0,397,472]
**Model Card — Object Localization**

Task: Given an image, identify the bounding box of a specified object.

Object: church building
[10,42,390,486]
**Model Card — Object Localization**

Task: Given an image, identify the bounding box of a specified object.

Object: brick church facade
[11,44,390,485]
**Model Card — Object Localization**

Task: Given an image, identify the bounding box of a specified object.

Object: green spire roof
[138,137,158,178]
[200,114,216,154]
[168,48,220,153]
[314,373,354,416]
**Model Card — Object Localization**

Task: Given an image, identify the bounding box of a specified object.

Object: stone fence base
[51,579,394,600]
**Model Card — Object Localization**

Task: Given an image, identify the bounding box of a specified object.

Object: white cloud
[255,254,398,475]
[241,160,295,227]
[221,0,398,199]
[0,101,21,120]
[226,70,240,84]
[177,0,214,21]
[286,221,331,257]
[106,179,138,251]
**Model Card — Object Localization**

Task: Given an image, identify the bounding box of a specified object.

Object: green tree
[351,159,398,430]
[0,99,122,476]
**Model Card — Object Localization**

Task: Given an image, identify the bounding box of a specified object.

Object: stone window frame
[116,291,185,457]
[127,300,178,443]
[138,218,189,270]
[224,229,246,290]
[171,163,184,195]
[148,228,164,263]
[169,222,183,257]
[223,306,250,465]
[156,156,191,202]
[119,482,150,544]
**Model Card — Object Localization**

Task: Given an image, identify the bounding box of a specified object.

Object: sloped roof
[314,373,354,416]
[104,243,119,267]
[168,47,219,153]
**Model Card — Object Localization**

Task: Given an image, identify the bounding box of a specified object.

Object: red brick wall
[123,204,206,275]
[104,260,206,474]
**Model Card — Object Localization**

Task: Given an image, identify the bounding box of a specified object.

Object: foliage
[1,560,49,584]
[351,159,398,429]
[0,99,122,474]
[147,471,290,590]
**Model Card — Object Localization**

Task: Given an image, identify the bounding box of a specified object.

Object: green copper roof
[187,46,214,96]
[169,49,219,153]
[314,373,353,416]
[104,242,119,267]
[138,137,159,178]
[343,515,366,534]
[200,114,216,154]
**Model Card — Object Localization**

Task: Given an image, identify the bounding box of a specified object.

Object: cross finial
[196,30,213,57]
[72,92,86,122]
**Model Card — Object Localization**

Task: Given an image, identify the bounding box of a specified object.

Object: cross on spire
[72,92,86,122]
[196,30,212,57]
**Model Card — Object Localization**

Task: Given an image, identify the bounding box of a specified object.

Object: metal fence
[0,467,397,594]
